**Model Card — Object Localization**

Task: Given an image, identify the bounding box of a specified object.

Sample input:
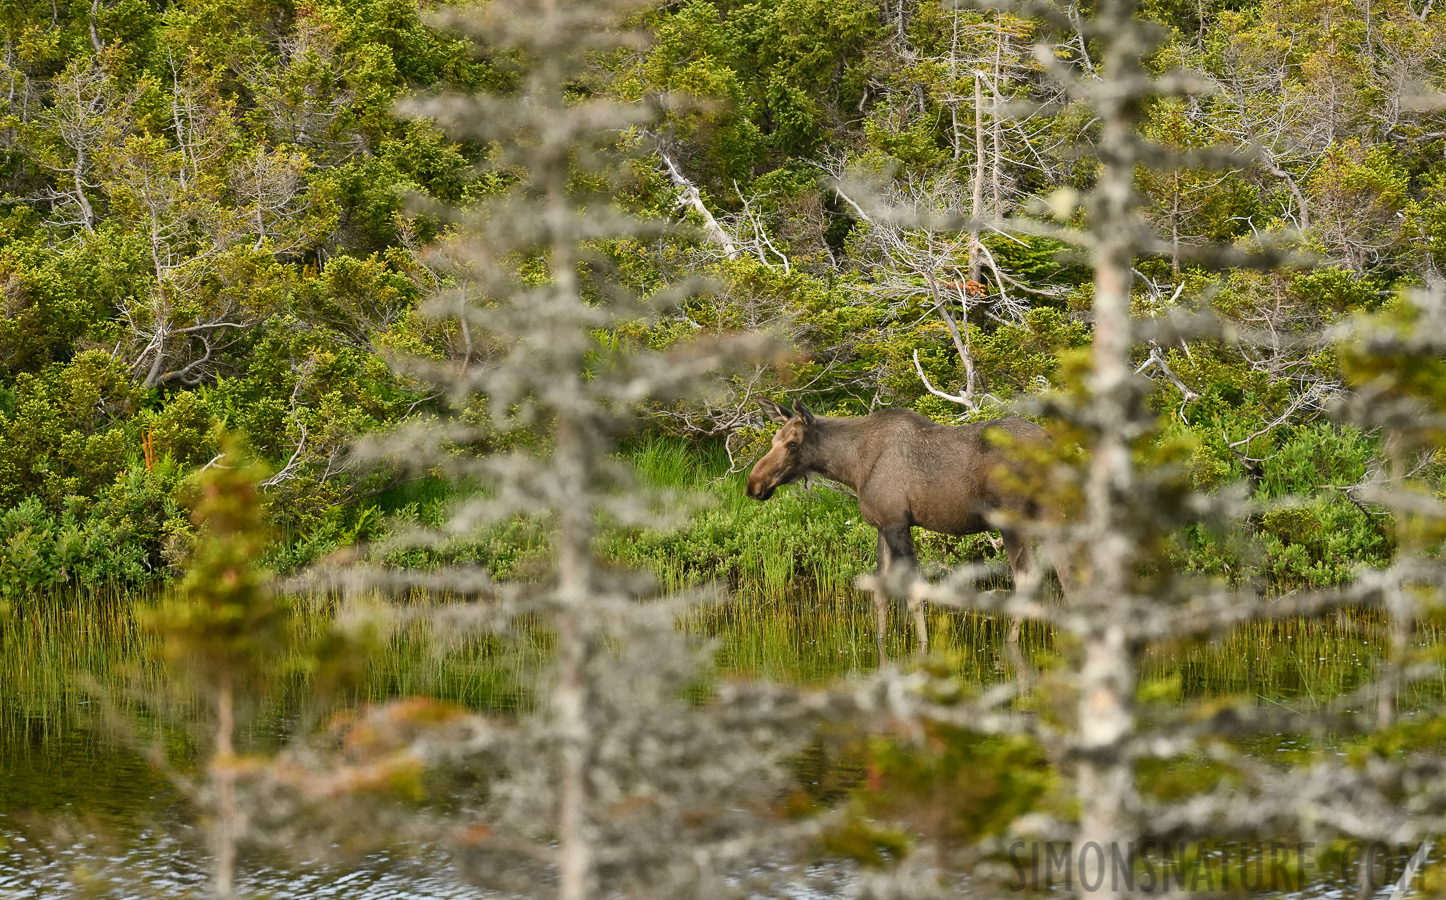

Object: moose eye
[786,441,798,450]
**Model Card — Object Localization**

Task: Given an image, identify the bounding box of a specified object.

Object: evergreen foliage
[9,1,1446,898]
[2,0,1446,595]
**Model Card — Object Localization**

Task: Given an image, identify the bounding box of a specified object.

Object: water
[0,593,1432,898]
[1,830,482,899]
[0,707,483,899]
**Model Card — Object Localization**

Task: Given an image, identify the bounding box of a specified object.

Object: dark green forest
[1,0,1441,596]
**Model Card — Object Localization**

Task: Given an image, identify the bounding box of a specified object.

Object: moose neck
[805,417,868,491]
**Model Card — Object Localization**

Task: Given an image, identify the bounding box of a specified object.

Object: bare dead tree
[840,171,1061,413]
[231,145,314,256]
[658,150,739,260]
[30,57,128,233]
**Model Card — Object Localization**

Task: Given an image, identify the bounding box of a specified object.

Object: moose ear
[758,399,792,425]
[792,400,816,425]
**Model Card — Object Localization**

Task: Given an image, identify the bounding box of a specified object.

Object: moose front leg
[875,525,926,658]
[873,531,891,665]
[878,524,918,579]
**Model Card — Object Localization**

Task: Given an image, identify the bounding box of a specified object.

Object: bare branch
[658,151,738,259]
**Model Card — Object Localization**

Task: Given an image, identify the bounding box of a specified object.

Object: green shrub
[0,461,188,599]
[1175,423,1393,588]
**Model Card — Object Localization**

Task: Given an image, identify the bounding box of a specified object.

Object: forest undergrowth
[1,0,1442,602]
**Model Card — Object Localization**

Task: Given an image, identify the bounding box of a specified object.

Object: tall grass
[0,591,553,757]
[7,437,1441,755]
[5,591,1441,801]
[8,592,1422,726]
[0,589,167,746]
[605,435,1003,598]
[350,596,551,714]
[1141,612,1446,715]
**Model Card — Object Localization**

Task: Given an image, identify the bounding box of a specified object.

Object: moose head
[746,399,817,501]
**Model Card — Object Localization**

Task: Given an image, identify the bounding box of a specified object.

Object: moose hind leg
[1002,530,1040,645]
[1005,528,1074,599]
[908,581,929,655]
[873,525,922,662]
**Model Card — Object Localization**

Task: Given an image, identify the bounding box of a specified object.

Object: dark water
[0,708,485,899]
[0,595,1429,898]
[0,593,503,899]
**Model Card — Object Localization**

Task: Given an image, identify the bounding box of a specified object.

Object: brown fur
[747,399,1054,594]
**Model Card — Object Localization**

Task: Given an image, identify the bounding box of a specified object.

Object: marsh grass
[1143,612,1446,715]
[9,436,1436,740]
[0,589,166,744]
[0,592,556,739]
[10,591,1428,735]
[352,599,551,714]
[3,583,1441,851]
[685,587,1045,685]
[6,438,1443,783]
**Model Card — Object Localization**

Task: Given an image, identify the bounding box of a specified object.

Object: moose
[746,398,1063,657]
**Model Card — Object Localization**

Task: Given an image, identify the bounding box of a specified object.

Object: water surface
[0,592,1430,898]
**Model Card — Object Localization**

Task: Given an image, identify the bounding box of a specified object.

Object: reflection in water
[0,713,482,898]
[0,592,1417,897]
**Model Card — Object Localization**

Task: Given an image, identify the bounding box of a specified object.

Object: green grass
[1143,612,1446,715]
[0,589,167,742]
[10,591,1426,729]
[603,434,1005,598]
[7,437,1443,766]
[9,435,1435,734]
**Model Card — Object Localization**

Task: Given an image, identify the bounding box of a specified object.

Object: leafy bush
[1174,424,1393,588]
[0,462,189,599]
[0,352,141,507]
